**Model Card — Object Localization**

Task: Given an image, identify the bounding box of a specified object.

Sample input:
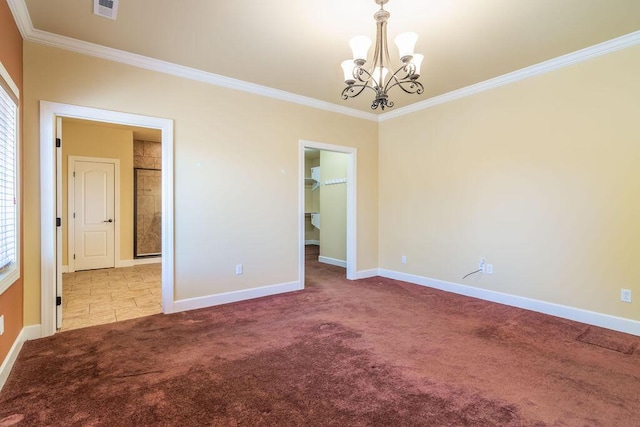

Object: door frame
[67,156,121,273]
[298,139,357,287]
[40,101,175,337]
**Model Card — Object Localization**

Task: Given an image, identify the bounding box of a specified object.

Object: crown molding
[8,0,640,123]
[6,0,33,38]
[379,30,640,121]
[6,0,378,122]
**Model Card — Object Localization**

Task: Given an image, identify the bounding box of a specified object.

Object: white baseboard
[133,258,162,265]
[305,240,320,245]
[116,258,162,268]
[116,259,134,268]
[169,281,301,313]
[67,258,161,271]
[0,325,42,391]
[356,269,379,279]
[378,269,640,337]
[318,256,347,268]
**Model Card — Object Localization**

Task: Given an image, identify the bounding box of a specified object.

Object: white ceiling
[21,0,640,113]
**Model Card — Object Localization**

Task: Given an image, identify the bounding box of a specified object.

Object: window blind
[0,80,17,274]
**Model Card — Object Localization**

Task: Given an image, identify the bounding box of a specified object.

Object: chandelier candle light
[341,0,424,110]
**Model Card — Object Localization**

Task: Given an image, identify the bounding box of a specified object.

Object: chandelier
[341,0,424,110]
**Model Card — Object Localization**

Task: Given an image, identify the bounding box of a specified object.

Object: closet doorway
[299,140,357,288]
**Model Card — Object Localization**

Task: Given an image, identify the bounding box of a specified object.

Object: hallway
[61,263,162,331]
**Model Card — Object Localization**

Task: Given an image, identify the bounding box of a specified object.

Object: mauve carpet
[1,248,639,426]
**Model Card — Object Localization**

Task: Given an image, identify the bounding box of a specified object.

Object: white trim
[67,156,121,273]
[115,258,163,268]
[299,140,357,289]
[305,240,320,245]
[40,101,174,337]
[133,257,162,266]
[0,61,19,99]
[379,31,640,121]
[356,268,379,279]
[171,281,301,313]
[378,269,640,337]
[61,265,69,273]
[0,325,41,391]
[318,256,347,268]
[116,259,134,268]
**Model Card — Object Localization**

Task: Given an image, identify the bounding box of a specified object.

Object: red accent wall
[0,0,24,365]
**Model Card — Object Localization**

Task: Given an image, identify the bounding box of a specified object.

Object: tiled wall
[134,140,161,257]
[134,140,161,169]
[135,169,162,256]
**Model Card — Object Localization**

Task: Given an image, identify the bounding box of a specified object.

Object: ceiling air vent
[93,0,119,20]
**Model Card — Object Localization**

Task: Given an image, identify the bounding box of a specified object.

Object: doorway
[40,101,175,337]
[299,140,357,288]
[59,119,163,331]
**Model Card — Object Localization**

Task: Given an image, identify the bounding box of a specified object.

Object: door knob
[104,219,113,223]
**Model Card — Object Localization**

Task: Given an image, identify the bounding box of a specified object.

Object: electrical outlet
[235,264,243,275]
[0,315,4,335]
[479,258,486,273]
[486,264,493,275]
[621,289,632,303]
[401,255,407,264]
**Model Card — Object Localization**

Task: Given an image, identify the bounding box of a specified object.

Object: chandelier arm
[369,40,381,89]
[354,66,374,85]
[383,66,409,91]
[341,83,376,100]
[385,79,424,95]
[383,61,418,92]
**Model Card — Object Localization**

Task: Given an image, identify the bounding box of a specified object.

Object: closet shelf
[304,177,319,191]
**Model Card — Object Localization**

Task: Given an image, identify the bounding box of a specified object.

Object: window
[0,63,19,295]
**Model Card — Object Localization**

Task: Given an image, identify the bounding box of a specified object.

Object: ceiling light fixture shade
[411,54,424,78]
[341,60,357,85]
[341,0,424,110]
[394,32,418,60]
[349,36,372,62]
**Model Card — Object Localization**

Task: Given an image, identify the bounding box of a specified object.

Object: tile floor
[61,263,162,331]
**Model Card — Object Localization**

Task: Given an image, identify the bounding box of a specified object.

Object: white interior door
[73,160,116,271]
[56,117,63,328]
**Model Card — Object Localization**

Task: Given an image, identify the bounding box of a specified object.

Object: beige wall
[319,151,348,262]
[0,0,23,366]
[61,119,134,266]
[379,45,640,321]
[22,42,379,325]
